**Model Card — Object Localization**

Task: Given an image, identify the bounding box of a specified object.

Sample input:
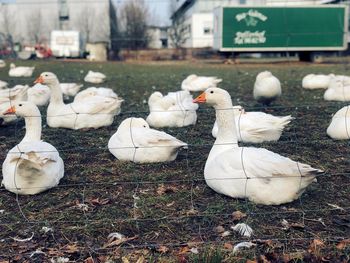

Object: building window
[239,0,246,4]
[203,27,212,35]
[203,21,212,35]
[161,39,168,48]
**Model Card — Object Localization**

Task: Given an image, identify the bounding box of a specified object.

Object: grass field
[0,60,349,262]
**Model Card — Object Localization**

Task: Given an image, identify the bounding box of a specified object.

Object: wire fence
[0,23,350,261]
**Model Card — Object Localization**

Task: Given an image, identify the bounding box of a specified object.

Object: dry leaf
[214,225,225,233]
[122,257,130,263]
[156,184,177,195]
[258,255,270,263]
[166,201,175,207]
[62,243,79,254]
[223,242,233,250]
[177,255,187,263]
[246,260,257,263]
[221,231,231,237]
[186,208,198,216]
[136,255,145,263]
[178,246,190,255]
[336,239,350,250]
[156,184,166,195]
[187,241,200,248]
[103,235,138,248]
[232,211,247,221]
[157,245,169,253]
[87,197,110,206]
[308,239,325,253]
[84,257,94,263]
[190,247,199,254]
[283,251,304,261]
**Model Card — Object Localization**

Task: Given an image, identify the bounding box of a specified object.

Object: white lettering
[234,31,266,45]
[235,9,268,23]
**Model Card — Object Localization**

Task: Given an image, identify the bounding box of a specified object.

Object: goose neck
[214,104,238,145]
[48,80,64,105]
[206,103,238,164]
[21,111,42,143]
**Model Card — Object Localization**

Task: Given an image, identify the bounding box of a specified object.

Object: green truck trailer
[213,5,348,61]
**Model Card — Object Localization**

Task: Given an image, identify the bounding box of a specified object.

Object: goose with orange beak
[33,72,121,130]
[2,101,64,195]
[195,95,293,142]
[193,87,322,205]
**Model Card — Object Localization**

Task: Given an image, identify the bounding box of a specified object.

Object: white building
[170,0,340,48]
[0,0,110,47]
[148,26,169,49]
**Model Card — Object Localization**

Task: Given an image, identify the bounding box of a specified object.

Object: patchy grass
[0,59,349,262]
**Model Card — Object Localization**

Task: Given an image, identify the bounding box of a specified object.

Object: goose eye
[19,104,22,107]
[143,125,147,128]
[210,91,214,94]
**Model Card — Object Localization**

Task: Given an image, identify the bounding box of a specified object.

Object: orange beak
[34,75,44,84]
[193,92,206,103]
[3,106,16,115]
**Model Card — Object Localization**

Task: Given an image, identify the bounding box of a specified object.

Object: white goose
[60,83,83,98]
[34,72,120,130]
[9,63,35,77]
[27,84,51,106]
[2,101,64,195]
[324,77,350,101]
[327,106,350,140]
[146,90,198,128]
[211,105,293,143]
[253,71,281,105]
[193,87,323,205]
[74,87,123,115]
[181,74,222,92]
[0,59,6,68]
[74,87,117,100]
[302,74,335,89]
[0,80,8,89]
[84,70,106,84]
[0,85,29,101]
[108,117,187,163]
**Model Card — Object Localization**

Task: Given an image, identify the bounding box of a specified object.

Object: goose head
[34,72,59,86]
[185,74,197,81]
[10,63,16,69]
[256,71,272,81]
[118,117,149,131]
[3,101,40,117]
[193,87,233,109]
[148,91,163,105]
[333,106,350,118]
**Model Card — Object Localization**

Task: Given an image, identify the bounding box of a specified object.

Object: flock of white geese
[0,61,349,206]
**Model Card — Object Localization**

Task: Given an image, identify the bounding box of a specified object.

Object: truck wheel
[299,52,324,63]
[299,52,312,62]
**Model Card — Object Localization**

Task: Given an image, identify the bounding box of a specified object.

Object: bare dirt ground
[0,59,349,262]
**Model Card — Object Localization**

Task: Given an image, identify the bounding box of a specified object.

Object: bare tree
[76,4,94,45]
[168,2,189,49]
[119,0,150,50]
[109,0,120,58]
[27,10,42,44]
[0,4,17,53]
